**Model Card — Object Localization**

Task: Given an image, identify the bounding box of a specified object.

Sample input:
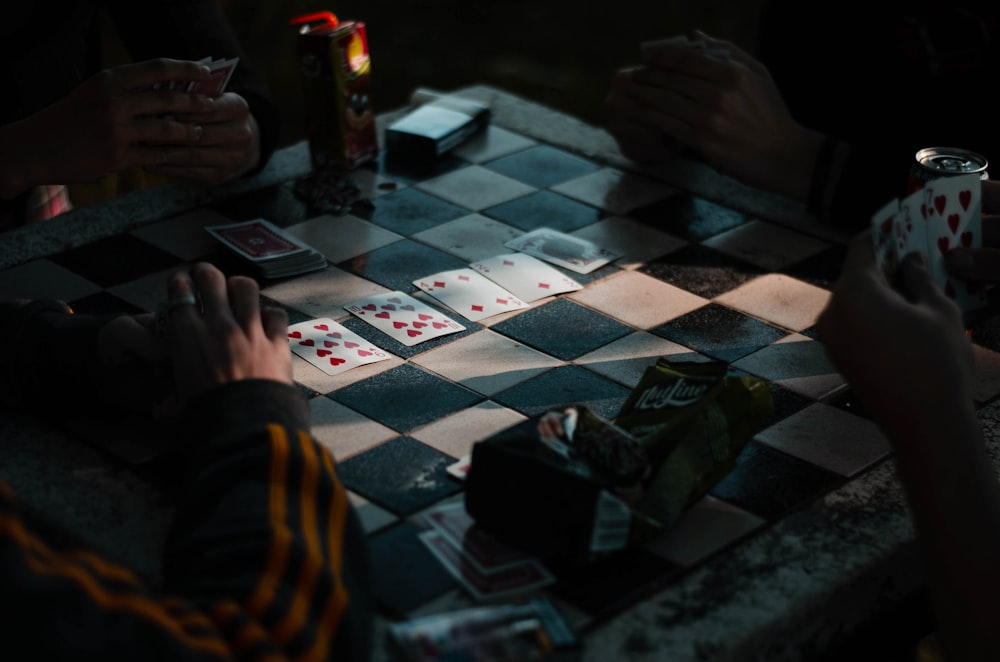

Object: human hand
[1,58,216,199]
[164,263,291,409]
[604,31,824,200]
[143,91,262,183]
[95,313,171,415]
[816,231,975,433]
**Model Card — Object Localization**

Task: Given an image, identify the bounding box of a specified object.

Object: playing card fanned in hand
[504,228,620,274]
[206,218,326,279]
[344,291,465,346]
[869,172,987,313]
[287,318,389,376]
[414,268,529,321]
[150,56,238,97]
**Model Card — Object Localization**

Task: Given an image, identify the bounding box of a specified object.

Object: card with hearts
[344,291,465,346]
[414,268,529,321]
[287,318,389,376]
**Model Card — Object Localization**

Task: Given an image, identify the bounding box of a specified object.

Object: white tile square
[576,331,708,387]
[262,266,391,319]
[284,214,402,264]
[755,402,891,477]
[411,401,528,458]
[714,274,831,332]
[292,352,404,394]
[350,167,409,199]
[411,329,563,396]
[732,334,845,400]
[643,495,765,566]
[551,167,677,215]
[567,271,707,329]
[452,125,537,163]
[130,208,233,261]
[570,216,687,270]
[412,214,523,262]
[107,268,177,312]
[702,219,831,271]
[415,165,537,211]
[310,396,398,460]
[0,259,100,302]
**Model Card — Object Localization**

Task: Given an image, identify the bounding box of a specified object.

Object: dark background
[194,0,768,149]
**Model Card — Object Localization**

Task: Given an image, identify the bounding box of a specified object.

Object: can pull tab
[290,11,339,30]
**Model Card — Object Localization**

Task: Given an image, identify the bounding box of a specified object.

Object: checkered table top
[5,105,1000,652]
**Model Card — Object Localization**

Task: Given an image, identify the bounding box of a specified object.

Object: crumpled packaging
[464,359,773,563]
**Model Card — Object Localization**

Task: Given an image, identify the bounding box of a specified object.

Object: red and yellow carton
[290,12,377,171]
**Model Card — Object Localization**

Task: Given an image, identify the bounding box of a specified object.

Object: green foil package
[464,360,773,563]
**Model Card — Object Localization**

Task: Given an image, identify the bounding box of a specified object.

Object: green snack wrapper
[465,359,773,563]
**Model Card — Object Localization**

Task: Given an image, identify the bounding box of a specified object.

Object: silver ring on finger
[167,292,198,312]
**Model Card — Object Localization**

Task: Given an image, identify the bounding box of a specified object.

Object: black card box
[385,95,490,164]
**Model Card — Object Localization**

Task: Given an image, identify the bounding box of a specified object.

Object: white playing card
[895,188,928,262]
[344,291,465,346]
[504,228,620,274]
[414,268,529,321]
[287,318,389,375]
[870,197,898,276]
[469,253,582,302]
[923,173,986,312]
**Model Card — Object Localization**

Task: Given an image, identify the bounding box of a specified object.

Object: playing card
[446,454,472,481]
[287,318,389,376]
[206,218,326,278]
[423,502,536,573]
[469,253,582,302]
[344,291,465,346]
[414,268,529,321]
[870,197,899,276]
[923,173,987,311]
[188,56,239,97]
[419,530,554,601]
[504,228,620,274]
[895,187,928,263]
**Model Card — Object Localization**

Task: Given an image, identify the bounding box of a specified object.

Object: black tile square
[209,183,309,227]
[629,194,751,241]
[48,234,181,288]
[339,239,468,292]
[709,441,846,521]
[337,436,464,516]
[482,190,602,233]
[483,144,601,188]
[327,363,484,432]
[651,303,787,363]
[764,382,814,426]
[367,521,457,617]
[339,309,481,361]
[355,187,470,235]
[492,364,633,420]
[780,244,847,289]
[640,243,764,298]
[490,298,631,361]
[824,387,875,420]
[548,548,680,619]
[67,291,144,315]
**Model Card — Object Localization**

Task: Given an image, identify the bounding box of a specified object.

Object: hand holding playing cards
[165,263,291,408]
[604,31,825,200]
[817,231,975,433]
[0,58,217,199]
[143,90,262,184]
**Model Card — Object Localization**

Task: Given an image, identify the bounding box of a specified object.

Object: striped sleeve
[0,382,372,661]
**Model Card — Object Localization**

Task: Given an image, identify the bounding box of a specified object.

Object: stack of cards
[870,171,987,313]
[206,218,327,279]
[151,56,239,98]
[419,503,554,601]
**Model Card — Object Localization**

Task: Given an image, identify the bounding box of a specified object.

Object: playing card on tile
[207,218,307,261]
[415,268,529,321]
[923,172,987,311]
[344,291,465,346]
[287,318,389,376]
[469,253,582,302]
[423,502,536,573]
[504,228,620,274]
[870,197,898,276]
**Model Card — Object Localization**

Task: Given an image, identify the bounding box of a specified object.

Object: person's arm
[817,233,1000,661]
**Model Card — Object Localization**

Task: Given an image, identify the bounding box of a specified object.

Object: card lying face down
[870,172,987,313]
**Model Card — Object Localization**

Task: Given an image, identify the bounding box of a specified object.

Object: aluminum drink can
[908,146,989,193]
[292,12,378,171]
